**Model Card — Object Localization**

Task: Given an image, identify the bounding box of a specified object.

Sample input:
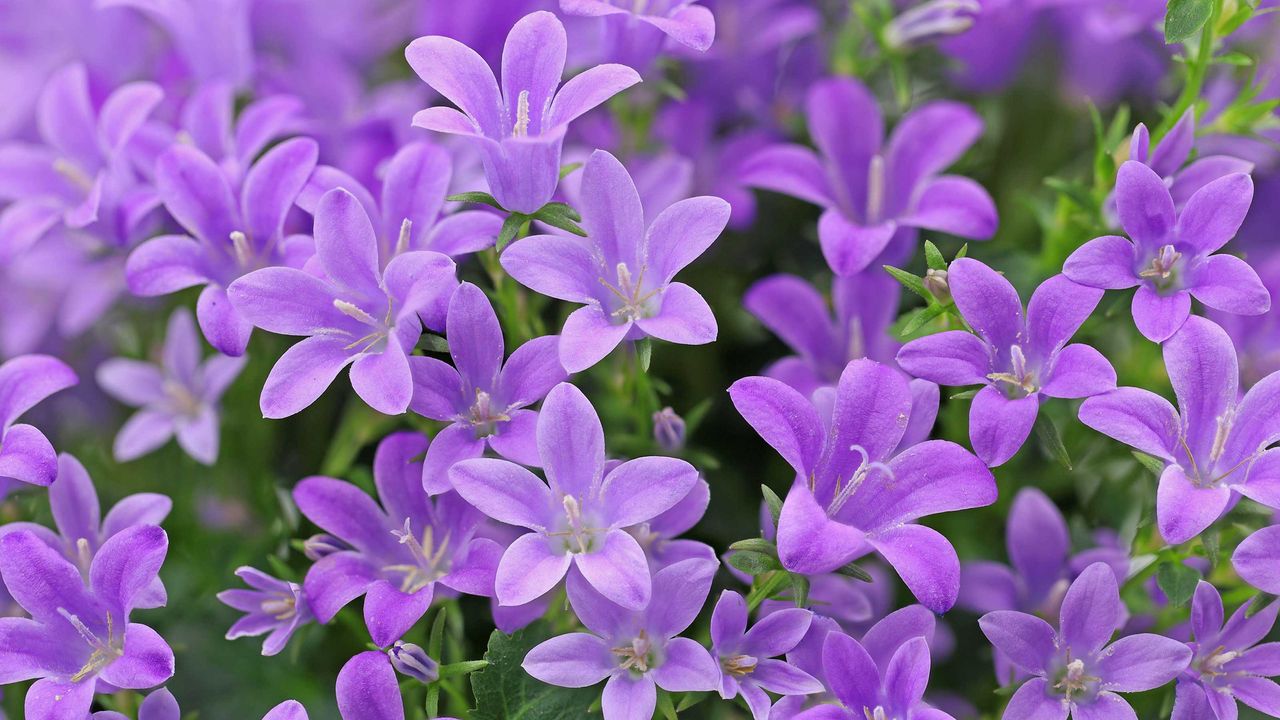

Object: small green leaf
[657,691,678,720]
[789,573,810,608]
[833,561,873,583]
[531,206,588,237]
[1132,451,1167,477]
[496,213,528,251]
[1247,593,1277,618]
[1165,0,1213,43]
[899,303,947,337]
[950,388,979,400]
[637,338,652,373]
[1034,413,1072,470]
[418,334,449,354]
[1156,561,1200,607]
[675,692,709,712]
[1213,51,1254,66]
[536,201,582,222]
[438,660,489,677]
[954,243,969,259]
[727,550,781,576]
[1218,4,1255,36]
[1201,530,1220,567]
[883,265,930,301]
[761,485,783,528]
[923,240,946,270]
[558,162,583,180]
[729,538,777,556]
[446,191,504,210]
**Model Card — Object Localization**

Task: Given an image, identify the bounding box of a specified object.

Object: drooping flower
[1079,316,1280,544]
[92,687,180,720]
[227,187,458,417]
[523,558,721,720]
[0,353,77,488]
[1168,580,1280,720]
[299,141,503,266]
[792,633,951,720]
[979,563,1192,720]
[97,307,246,464]
[125,136,320,356]
[501,149,730,373]
[449,382,700,609]
[709,590,822,720]
[0,527,175,719]
[730,359,998,613]
[897,260,1116,467]
[409,281,566,491]
[560,0,716,73]
[1064,161,1268,342]
[293,432,499,647]
[406,11,642,214]
[218,567,314,657]
[741,77,996,276]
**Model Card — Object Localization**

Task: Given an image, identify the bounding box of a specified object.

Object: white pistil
[599,263,660,322]
[396,218,413,257]
[863,707,889,720]
[828,444,895,516]
[722,653,758,676]
[1138,245,1182,281]
[261,596,297,620]
[59,608,122,682]
[384,518,452,594]
[334,299,378,326]
[53,158,94,191]
[866,155,886,224]
[230,231,253,267]
[513,90,531,137]
[1210,405,1236,464]
[987,344,1037,396]
[74,537,93,576]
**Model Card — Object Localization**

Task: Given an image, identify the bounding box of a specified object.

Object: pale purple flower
[0,527,174,719]
[449,382,700,609]
[501,149,730,373]
[730,359,998,613]
[99,0,255,88]
[1235,525,1280,596]
[1079,316,1280,544]
[523,558,721,720]
[1065,161,1268,342]
[92,687,179,720]
[294,432,499,647]
[227,187,458,417]
[125,137,320,356]
[1125,111,1254,211]
[710,590,822,720]
[628,475,714,570]
[898,260,1116,467]
[651,407,685,451]
[560,0,716,73]
[1169,580,1280,720]
[406,11,642,214]
[884,0,981,48]
[979,563,1192,720]
[218,567,314,657]
[742,77,996,276]
[409,281,566,492]
[0,353,77,488]
[97,308,246,465]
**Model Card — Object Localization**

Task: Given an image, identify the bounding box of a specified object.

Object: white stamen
[230,231,253,267]
[333,299,378,326]
[396,218,413,257]
[866,155,886,224]
[513,90,531,137]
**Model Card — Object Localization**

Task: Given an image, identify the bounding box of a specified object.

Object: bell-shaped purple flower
[0,527,175,719]
[501,149,730,373]
[97,308,246,465]
[897,259,1116,467]
[523,558,721,720]
[710,590,822,720]
[406,11,642,214]
[0,353,77,488]
[1080,316,1280,544]
[218,567,314,657]
[409,282,566,491]
[293,432,500,647]
[979,563,1192,720]
[742,77,997,276]
[730,359,997,613]
[449,382,700,609]
[560,0,716,73]
[228,187,458,417]
[1065,161,1269,342]
[125,136,320,356]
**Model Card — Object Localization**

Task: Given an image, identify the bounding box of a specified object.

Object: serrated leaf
[883,265,930,301]
[1034,413,1072,470]
[1165,0,1213,43]
[923,240,946,270]
[761,485,783,529]
[1156,561,1200,607]
[447,191,504,210]
[727,550,781,576]
[899,303,947,337]
[834,561,873,583]
[1132,451,1167,477]
[470,625,598,720]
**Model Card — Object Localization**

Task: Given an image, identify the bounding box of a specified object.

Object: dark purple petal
[197,284,253,357]
[363,580,432,648]
[407,356,464,420]
[98,623,174,689]
[851,440,997,530]
[1007,489,1068,602]
[293,476,396,558]
[156,145,241,245]
[821,632,879,711]
[949,258,1023,350]
[302,552,378,623]
[124,235,210,296]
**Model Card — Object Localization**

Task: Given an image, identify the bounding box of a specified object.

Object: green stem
[1154,0,1221,141]
[745,571,791,612]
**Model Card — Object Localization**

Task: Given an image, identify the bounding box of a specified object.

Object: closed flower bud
[302,533,347,562]
[388,641,439,684]
[924,269,951,304]
[652,407,686,452]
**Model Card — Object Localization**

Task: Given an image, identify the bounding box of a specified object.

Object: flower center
[1194,645,1240,678]
[721,653,758,676]
[862,707,890,720]
[987,344,1037,398]
[467,389,511,438]
[53,158,95,191]
[599,263,659,323]
[334,298,394,353]
[826,444,895,516]
[261,595,297,621]
[60,608,123,682]
[164,378,204,418]
[613,630,657,674]
[1051,657,1098,702]
[383,518,452,594]
[548,495,602,554]
[1138,245,1182,290]
[513,90,531,137]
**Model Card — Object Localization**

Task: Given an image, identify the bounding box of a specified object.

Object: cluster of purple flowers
[2,0,1280,719]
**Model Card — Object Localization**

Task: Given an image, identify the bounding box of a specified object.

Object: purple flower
[1,452,171,606]
[125,137,320,356]
[730,359,997,613]
[560,0,716,73]
[709,590,822,719]
[0,527,174,719]
[791,628,950,720]
[228,188,458,417]
[1235,525,1280,597]
[523,558,721,720]
[218,567,314,657]
[898,260,1116,467]
[501,149,730,373]
[100,0,255,88]
[627,475,715,569]
[406,11,642,214]
[92,687,180,720]
[744,270,902,396]
[884,0,981,48]
[262,700,309,720]
[1169,580,1280,720]
[97,308,246,465]
[1125,111,1254,211]
[1064,161,1269,342]
[337,651,407,720]
[0,353,77,488]
[979,563,1192,720]
[1079,316,1280,544]
[742,77,996,276]
[299,141,503,266]
[449,382,700,609]
[294,432,500,647]
[409,282,566,491]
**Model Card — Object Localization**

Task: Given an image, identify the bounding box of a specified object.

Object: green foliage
[1156,562,1201,607]
[470,625,598,720]
[1165,0,1214,44]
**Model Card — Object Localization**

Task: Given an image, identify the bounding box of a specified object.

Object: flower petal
[522,633,615,687]
[968,385,1039,467]
[1176,173,1253,255]
[260,336,355,419]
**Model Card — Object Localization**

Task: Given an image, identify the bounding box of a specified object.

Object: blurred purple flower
[885,0,980,48]
[0,353,77,488]
[561,0,716,73]
[1234,525,1280,597]
[710,590,822,719]
[100,0,255,88]
[218,567,314,657]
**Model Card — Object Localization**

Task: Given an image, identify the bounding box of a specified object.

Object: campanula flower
[0,353,77,488]
[409,282,566,491]
[449,382,700,609]
[228,188,458,417]
[97,308,245,464]
[1065,161,1269,342]
[92,687,180,720]
[218,567,314,657]
[560,0,716,73]
[979,563,1192,720]
[730,359,997,612]
[792,633,950,720]
[1126,110,1254,211]
[501,149,730,372]
[523,558,721,720]
[710,590,822,720]
[406,11,641,214]
[897,260,1116,467]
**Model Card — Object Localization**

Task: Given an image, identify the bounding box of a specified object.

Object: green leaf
[949,388,979,400]
[418,333,449,354]
[954,243,969,259]
[470,625,598,720]
[923,240,946,270]
[439,660,490,677]
[1218,4,1255,36]
[833,561,873,583]
[637,338,652,373]
[1155,561,1200,607]
[1213,50,1254,66]
[1132,451,1167,477]
[531,205,588,237]
[1034,413,1072,470]
[1247,593,1277,618]
[675,692,709,712]
[656,691,678,720]
[1201,529,1220,567]
[761,485,783,528]
[729,538,777,556]
[883,265,930,301]
[899,303,947,337]
[447,191,504,210]
[727,550,782,576]
[789,574,810,608]
[496,213,528,251]
[1165,0,1213,43]
[558,162,583,180]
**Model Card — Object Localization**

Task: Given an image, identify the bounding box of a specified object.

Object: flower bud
[884,0,981,49]
[924,269,951,304]
[388,641,439,684]
[652,407,686,452]
[303,533,347,562]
